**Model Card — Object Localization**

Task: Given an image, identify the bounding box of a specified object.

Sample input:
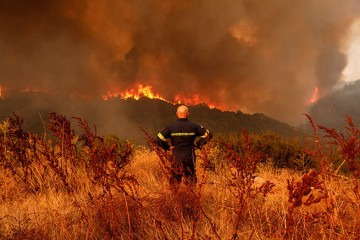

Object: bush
[214,131,315,172]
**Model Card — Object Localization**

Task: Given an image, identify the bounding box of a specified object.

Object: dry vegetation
[0,113,360,239]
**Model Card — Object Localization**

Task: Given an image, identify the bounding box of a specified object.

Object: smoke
[1,0,360,125]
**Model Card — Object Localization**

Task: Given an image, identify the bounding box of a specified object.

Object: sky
[1,0,360,126]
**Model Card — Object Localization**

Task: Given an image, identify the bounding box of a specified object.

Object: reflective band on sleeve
[171,132,196,136]
[200,129,209,138]
[157,133,167,142]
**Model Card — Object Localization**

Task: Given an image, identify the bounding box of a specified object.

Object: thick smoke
[1,0,360,125]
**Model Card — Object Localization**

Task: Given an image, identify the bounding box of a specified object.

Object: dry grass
[0,113,360,239]
[0,150,359,239]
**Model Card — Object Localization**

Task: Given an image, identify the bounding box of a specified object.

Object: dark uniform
[157,118,212,186]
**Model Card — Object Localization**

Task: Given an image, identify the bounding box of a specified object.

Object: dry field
[0,113,359,239]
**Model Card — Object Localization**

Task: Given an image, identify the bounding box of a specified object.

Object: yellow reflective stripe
[200,130,209,138]
[171,132,195,136]
[157,133,167,142]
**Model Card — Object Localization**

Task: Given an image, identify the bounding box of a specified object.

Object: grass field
[0,113,359,239]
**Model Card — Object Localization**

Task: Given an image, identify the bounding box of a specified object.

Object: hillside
[308,79,360,129]
[0,92,301,143]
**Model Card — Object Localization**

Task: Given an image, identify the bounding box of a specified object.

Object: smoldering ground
[1,0,360,125]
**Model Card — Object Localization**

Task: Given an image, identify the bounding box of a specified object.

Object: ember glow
[0,86,3,99]
[229,20,257,46]
[20,87,47,93]
[308,87,319,105]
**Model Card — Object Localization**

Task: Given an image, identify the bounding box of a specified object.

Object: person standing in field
[156,105,212,189]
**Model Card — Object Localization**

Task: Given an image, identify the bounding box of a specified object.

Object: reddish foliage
[220,130,275,238]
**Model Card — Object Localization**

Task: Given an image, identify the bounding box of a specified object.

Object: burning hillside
[308,79,360,129]
[0,91,300,143]
[101,83,218,108]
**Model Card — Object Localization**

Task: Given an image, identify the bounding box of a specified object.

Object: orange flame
[307,86,319,104]
[102,91,120,100]
[174,94,217,109]
[103,84,169,102]
[0,86,3,99]
[103,84,219,109]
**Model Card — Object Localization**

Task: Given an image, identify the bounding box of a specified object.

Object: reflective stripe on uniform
[171,132,196,136]
[157,133,167,142]
[200,129,209,138]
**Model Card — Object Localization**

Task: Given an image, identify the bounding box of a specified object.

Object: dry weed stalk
[285,169,328,237]
[220,130,275,239]
[0,113,141,239]
[0,113,45,193]
[304,114,360,203]
[74,116,137,197]
[288,114,360,239]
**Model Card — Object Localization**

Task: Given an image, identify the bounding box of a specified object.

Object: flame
[20,87,47,93]
[1,83,219,110]
[0,86,47,99]
[307,86,319,104]
[103,84,219,109]
[102,91,121,100]
[103,84,169,102]
[174,94,217,109]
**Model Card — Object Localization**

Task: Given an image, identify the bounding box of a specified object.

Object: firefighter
[156,105,212,189]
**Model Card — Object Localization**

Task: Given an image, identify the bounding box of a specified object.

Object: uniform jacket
[157,118,211,163]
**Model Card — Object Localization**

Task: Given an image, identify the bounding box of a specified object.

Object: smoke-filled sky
[343,19,360,83]
[1,0,360,125]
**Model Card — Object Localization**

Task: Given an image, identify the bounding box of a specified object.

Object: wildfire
[103,84,219,109]
[1,83,219,109]
[174,94,217,109]
[308,86,319,104]
[102,84,169,102]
